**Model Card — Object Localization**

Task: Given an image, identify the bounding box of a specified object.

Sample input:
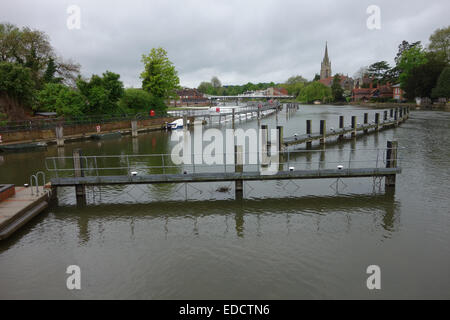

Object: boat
[90,132,122,140]
[168,118,190,129]
[314,100,322,105]
[0,142,47,153]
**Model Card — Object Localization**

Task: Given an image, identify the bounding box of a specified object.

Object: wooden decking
[0,187,49,240]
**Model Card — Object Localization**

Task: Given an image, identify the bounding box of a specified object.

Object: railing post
[390,108,394,118]
[73,148,86,206]
[384,110,388,122]
[306,120,312,149]
[394,108,399,126]
[385,141,398,187]
[232,108,235,129]
[131,120,138,137]
[375,113,380,131]
[320,120,326,145]
[235,145,243,200]
[363,113,368,134]
[339,115,344,140]
[351,116,356,138]
[55,125,64,147]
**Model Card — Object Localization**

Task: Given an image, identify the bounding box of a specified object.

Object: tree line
[0,23,180,120]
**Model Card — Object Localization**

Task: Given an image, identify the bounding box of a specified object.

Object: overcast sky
[1,0,449,88]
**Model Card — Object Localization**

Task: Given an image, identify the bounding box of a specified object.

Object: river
[0,104,449,299]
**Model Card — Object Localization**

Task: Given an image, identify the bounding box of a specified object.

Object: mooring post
[384,110,388,122]
[261,125,269,166]
[394,108,398,126]
[235,145,243,200]
[183,114,188,130]
[55,125,64,147]
[385,141,398,187]
[375,113,380,131]
[306,120,312,149]
[277,125,284,153]
[73,148,86,206]
[320,120,326,145]
[131,120,138,137]
[363,113,368,133]
[351,116,356,138]
[390,108,394,118]
[232,108,235,129]
[339,115,344,140]
[399,108,403,122]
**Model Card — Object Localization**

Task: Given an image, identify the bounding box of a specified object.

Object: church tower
[320,42,332,80]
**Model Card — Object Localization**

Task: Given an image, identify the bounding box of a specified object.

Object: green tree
[76,71,124,115]
[367,61,391,84]
[118,88,166,114]
[140,47,180,102]
[211,76,222,88]
[432,66,450,99]
[0,61,35,119]
[397,43,428,88]
[297,81,332,103]
[402,52,447,100]
[331,75,344,101]
[313,74,320,81]
[197,81,213,94]
[428,26,450,63]
[36,83,86,116]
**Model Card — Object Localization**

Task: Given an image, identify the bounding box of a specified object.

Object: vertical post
[399,108,403,122]
[73,149,86,206]
[363,113,368,134]
[183,114,188,130]
[385,141,398,187]
[306,120,312,149]
[375,113,380,131]
[390,108,393,118]
[232,108,235,129]
[55,125,64,147]
[394,108,398,126]
[339,116,344,140]
[351,116,356,138]
[235,145,243,200]
[131,120,138,138]
[261,125,269,166]
[277,125,284,153]
[320,120,326,145]
[384,110,388,121]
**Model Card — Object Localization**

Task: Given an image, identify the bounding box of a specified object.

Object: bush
[119,88,167,114]
[37,83,86,116]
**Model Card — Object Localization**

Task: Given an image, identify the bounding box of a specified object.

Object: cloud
[1,0,448,87]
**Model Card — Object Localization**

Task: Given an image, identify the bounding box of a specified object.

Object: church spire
[320,42,332,80]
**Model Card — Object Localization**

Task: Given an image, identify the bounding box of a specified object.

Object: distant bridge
[207,95,294,99]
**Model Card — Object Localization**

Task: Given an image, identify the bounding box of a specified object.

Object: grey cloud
[1,0,449,88]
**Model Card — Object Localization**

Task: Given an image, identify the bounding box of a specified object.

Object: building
[392,84,405,101]
[175,88,209,105]
[319,75,354,91]
[351,83,394,102]
[266,87,288,96]
[320,42,332,80]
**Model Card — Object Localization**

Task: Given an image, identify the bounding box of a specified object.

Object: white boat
[168,118,189,129]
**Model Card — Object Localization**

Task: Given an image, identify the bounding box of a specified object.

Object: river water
[0,105,449,299]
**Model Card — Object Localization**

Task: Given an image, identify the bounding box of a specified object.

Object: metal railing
[45,147,400,179]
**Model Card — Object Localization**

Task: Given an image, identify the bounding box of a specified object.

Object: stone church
[320,42,332,80]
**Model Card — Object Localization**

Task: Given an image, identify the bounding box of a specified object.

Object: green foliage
[331,74,344,101]
[37,83,86,116]
[297,81,332,103]
[403,52,447,99]
[397,43,428,88]
[140,47,180,100]
[432,66,450,99]
[283,75,307,97]
[367,61,391,84]
[43,57,62,84]
[198,81,213,94]
[0,61,35,106]
[428,26,450,64]
[118,88,166,114]
[76,71,124,115]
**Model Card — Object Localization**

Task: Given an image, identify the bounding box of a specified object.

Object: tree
[140,47,180,102]
[402,52,447,100]
[0,61,35,119]
[432,66,450,99]
[286,75,307,85]
[395,40,422,65]
[331,74,344,101]
[197,81,213,94]
[118,88,166,114]
[297,81,332,103]
[36,83,86,116]
[313,74,320,81]
[428,26,450,63]
[0,23,80,88]
[76,71,124,115]
[284,75,307,97]
[211,76,222,88]
[353,66,368,80]
[397,43,428,88]
[367,61,391,84]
